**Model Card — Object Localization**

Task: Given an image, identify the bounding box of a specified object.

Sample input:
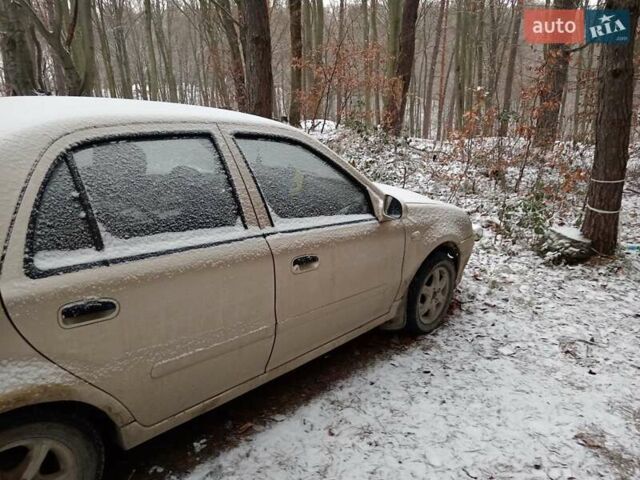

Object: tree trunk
[371,0,381,125]
[153,3,178,102]
[302,0,314,97]
[362,0,371,124]
[484,0,499,135]
[386,0,402,78]
[289,0,303,126]
[335,0,345,124]
[96,0,117,97]
[581,0,638,255]
[453,1,464,130]
[422,0,446,138]
[382,0,419,135]
[144,0,159,100]
[313,0,324,70]
[215,0,247,111]
[239,0,274,118]
[497,0,521,137]
[112,1,133,98]
[533,0,577,147]
[0,0,38,95]
[436,0,450,140]
[75,0,96,95]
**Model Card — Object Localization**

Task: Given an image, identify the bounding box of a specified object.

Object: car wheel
[0,414,104,480]
[405,251,456,335]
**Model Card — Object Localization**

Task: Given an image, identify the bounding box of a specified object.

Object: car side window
[29,136,244,274]
[235,137,373,226]
[31,159,95,255]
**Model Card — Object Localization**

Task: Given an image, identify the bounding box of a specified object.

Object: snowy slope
[171,129,640,480]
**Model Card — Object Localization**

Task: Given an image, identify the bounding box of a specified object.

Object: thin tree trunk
[112,1,133,98]
[76,0,96,95]
[533,0,577,147]
[386,0,402,78]
[422,0,446,138]
[302,0,314,97]
[382,0,419,135]
[215,0,246,111]
[289,0,303,126]
[497,0,521,137]
[335,0,345,124]
[436,0,450,140]
[153,3,178,102]
[144,0,159,100]
[96,0,117,97]
[581,0,638,255]
[371,0,381,125]
[0,0,38,95]
[362,0,371,124]
[239,0,273,118]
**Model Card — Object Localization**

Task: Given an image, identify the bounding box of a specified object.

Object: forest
[1,0,637,256]
[1,2,640,478]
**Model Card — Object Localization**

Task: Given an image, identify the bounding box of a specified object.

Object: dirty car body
[0,97,473,477]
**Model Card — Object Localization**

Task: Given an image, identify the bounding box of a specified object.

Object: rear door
[0,124,275,426]
[225,129,405,368]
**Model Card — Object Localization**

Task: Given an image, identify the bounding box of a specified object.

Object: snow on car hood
[374,182,446,205]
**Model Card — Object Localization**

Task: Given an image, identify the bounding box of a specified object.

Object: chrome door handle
[59,298,119,327]
[292,254,319,273]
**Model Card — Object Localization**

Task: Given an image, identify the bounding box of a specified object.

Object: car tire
[0,412,104,480]
[405,251,456,335]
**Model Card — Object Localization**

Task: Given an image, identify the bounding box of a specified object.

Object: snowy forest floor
[111,127,640,480]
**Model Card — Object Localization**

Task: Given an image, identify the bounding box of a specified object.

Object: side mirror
[382,195,403,221]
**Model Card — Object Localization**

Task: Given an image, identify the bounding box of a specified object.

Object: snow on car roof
[0,96,285,136]
[0,97,291,266]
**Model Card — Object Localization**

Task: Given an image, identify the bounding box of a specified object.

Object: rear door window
[29,136,244,274]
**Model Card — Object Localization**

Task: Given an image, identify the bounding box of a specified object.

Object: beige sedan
[0,97,473,479]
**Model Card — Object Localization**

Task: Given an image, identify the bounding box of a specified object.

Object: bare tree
[382,0,419,134]
[0,0,38,95]
[533,0,578,146]
[581,0,638,255]
[144,0,160,100]
[497,0,521,136]
[422,0,446,137]
[238,0,273,118]
[16,0,95,95]
[215,0,246,111]
[289,0,303,125]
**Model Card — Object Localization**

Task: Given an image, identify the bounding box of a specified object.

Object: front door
[231,135,405,368]
[0,127,275,426]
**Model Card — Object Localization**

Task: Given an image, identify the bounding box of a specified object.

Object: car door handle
[292,254,319,274]
[59,299,119,328]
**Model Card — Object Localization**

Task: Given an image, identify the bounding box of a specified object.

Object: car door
[0,124,275,426]
[225,129,405,368]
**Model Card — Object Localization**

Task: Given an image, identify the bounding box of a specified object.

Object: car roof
[0,96,287,137]
[0,97,294,266]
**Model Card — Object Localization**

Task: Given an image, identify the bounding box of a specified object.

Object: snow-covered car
[0,97,473,479]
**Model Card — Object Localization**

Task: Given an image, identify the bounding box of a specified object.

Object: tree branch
[14,0,58,45]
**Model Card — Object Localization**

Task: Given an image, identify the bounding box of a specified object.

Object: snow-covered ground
[168,128,640,480]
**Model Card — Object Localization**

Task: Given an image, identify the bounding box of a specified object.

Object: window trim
[25,132,251,279]
[232,133,375,229]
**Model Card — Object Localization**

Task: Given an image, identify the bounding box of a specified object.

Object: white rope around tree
[586,204,621,214]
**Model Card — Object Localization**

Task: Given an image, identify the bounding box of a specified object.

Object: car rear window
[28,136,244,274]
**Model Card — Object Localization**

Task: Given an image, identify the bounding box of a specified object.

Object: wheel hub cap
[417,265,451,324]
[0,438,77,480]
